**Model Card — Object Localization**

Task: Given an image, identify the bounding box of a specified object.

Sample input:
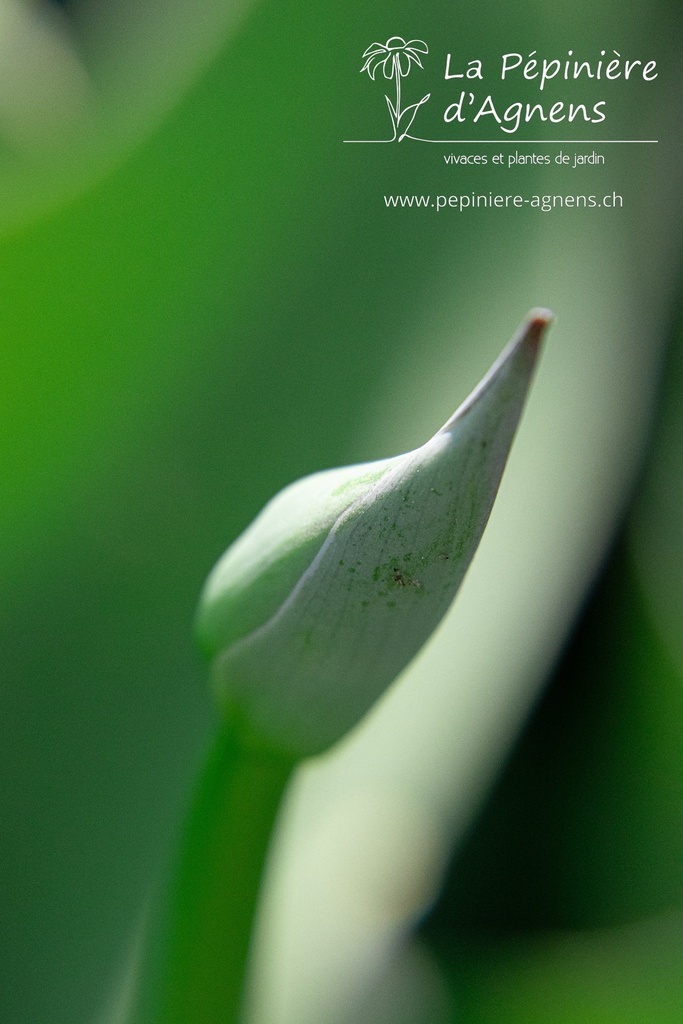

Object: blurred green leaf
[422,535,683,1016]
[424,538,683,935]
[433,912,683,1024]
[630,315,683,680]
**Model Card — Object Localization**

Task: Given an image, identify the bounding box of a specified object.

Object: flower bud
[196,311,551,755]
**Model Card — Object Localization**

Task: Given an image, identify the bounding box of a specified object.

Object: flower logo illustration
[360,37,430,141]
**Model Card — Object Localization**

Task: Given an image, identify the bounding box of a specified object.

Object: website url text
[384,192,623,212]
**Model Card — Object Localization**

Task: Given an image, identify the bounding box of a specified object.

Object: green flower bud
[196,311,551,755]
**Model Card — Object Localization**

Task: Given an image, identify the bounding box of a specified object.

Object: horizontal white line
[343,139,658,144]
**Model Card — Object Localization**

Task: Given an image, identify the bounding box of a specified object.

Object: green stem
[133,724,296,1024]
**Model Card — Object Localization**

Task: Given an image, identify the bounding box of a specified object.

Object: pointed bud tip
[524,308,554,352]
[440,308,551,435]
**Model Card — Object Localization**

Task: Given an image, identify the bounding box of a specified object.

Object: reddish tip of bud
[525,308,554,352]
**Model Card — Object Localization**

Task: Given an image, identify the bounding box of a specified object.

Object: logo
[347,38,660,144]
[360,37,431,142]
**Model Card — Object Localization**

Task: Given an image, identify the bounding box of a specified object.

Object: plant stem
[133,725,296,1024]
[394,53,402,123]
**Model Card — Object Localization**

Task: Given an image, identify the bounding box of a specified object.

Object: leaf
[196,312,551,755]
[397,93,431,141]
[385,94,398,136]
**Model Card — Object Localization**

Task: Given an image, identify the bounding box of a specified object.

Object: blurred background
[1,1,682,1022]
